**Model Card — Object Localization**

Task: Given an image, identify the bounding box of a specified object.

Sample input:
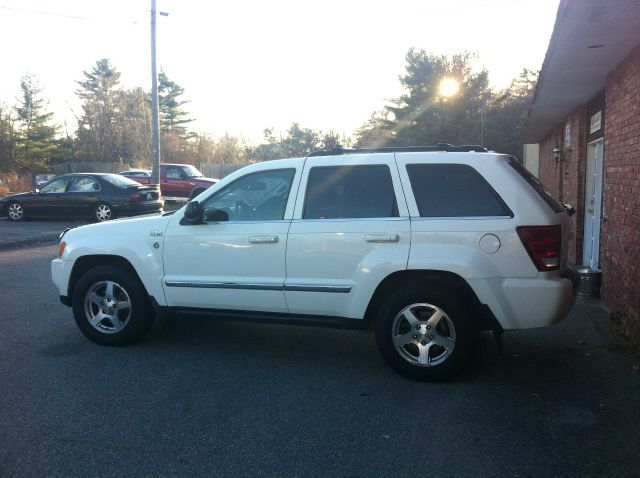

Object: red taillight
[517,225,561,271]
[129,193,142,203]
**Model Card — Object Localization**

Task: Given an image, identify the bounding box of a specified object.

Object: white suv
[51,146,578,380]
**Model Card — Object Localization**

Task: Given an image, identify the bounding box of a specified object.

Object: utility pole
[150,0,160,185]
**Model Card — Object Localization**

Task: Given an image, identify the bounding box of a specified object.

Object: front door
[162,166,300,313]
[583,139,604,270]
[29,176,73,217]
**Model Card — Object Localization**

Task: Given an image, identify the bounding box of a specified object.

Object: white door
[285,154,411,319]
[162,167,300,313]
[583,139,604,270]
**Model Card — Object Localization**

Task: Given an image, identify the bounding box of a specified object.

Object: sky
[0,0,560,143]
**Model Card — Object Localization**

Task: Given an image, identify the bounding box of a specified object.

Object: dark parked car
[119,169,152,181]
[0,173,163,222]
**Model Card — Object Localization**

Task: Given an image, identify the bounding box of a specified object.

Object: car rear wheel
[7,201,25,221]
[72,265,154,345]
[93,203,113,222]
[375,283,474,381]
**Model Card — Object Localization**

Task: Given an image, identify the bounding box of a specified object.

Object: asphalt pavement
[1,244,639,477]
[0,217,87,250]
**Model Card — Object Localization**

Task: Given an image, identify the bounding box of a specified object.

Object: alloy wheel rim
[96,205,111,221]
[84,280,132,334]
[8,203,23,220]
[391,303,456,367]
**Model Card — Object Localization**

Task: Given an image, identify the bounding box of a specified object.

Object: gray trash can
[577,267,601,297]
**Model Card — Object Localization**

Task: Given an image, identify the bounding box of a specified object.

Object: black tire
[6,201,25,221]
[72,265,154,345]
[189,187,205,200]
[93,202,113,222]
[375,282,474,381]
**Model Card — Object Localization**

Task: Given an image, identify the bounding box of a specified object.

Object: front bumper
[51,257,72,303]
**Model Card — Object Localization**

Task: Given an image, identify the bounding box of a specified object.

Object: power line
[416,0,529,14]
[0,4,141,24]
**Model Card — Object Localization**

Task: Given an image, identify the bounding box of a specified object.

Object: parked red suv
[120,164,218,199]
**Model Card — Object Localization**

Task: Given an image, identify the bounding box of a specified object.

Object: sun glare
[439,78,459,97]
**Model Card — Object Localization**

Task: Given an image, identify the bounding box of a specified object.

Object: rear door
[285,154,411,319]
[66,176,101,217]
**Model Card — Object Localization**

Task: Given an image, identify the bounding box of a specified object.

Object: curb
[0,232,62,251]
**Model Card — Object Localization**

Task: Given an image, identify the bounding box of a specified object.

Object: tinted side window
[303,165,398,219]
[69,177,100,192]
[508,157,565,213]
[406,164,511,217]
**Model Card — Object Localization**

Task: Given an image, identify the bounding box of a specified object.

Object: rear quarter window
[406,164,512,217]
[507,158,565,213]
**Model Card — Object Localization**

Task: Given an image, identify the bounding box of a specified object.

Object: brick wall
[538,107,587,264]
[601,42,640,340]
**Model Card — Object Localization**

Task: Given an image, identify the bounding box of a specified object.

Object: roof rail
[306,144,488,157]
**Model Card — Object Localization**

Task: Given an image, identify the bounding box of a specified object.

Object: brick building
[525,0,640,339]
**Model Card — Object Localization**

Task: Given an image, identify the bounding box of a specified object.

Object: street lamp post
[150,0,160,185]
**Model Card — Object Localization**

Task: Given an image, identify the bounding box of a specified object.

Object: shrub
[0,172,33,195]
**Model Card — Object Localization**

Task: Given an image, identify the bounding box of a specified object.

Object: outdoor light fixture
[553,146,562,162]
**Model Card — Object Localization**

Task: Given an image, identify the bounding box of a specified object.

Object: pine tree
[158,71,193,138]
[385,49,490,147]
[0,103,18,171]
[15,74,58,171]
[75,58,123,162]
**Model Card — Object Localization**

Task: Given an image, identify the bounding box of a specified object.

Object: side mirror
[205,208,229,222]
[183,200,203,223]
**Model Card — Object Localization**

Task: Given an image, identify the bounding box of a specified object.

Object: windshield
[183,165,203,178]
[102,174,142,187]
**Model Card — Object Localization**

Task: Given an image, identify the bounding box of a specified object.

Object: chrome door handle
[248,235,279,244]
[364,234,400,243]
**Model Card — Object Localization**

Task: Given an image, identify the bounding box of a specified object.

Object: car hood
[63,213,171,243]
[1,191,37,201]
[193,177,218,185]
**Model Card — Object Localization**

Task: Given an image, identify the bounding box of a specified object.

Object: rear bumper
[115,200,163,217]
[468,275,577,330]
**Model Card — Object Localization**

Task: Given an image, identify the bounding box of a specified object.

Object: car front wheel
[7,201,25,221]
[72,265,154,345]
[375,283,474,381]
